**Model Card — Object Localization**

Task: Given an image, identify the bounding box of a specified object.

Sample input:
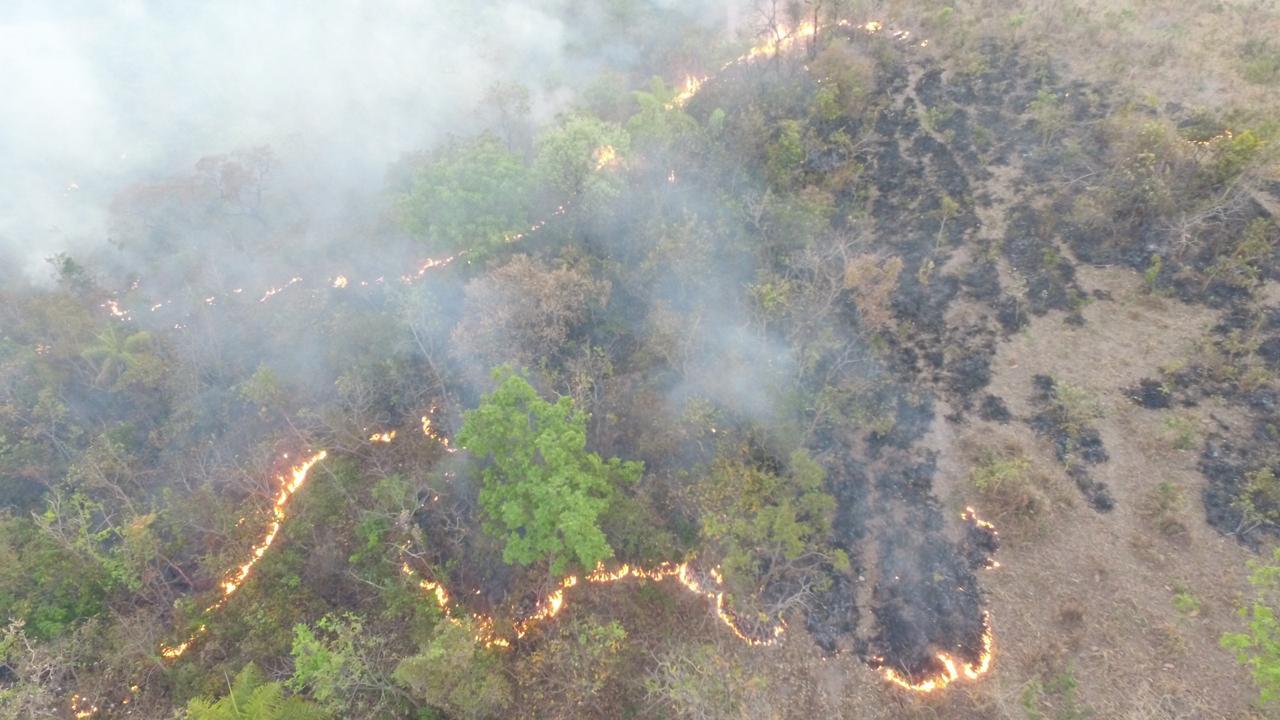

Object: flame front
[667,75,706,108]
[402,559,784,649]
[159,451,327,658]
[878,613,994,692]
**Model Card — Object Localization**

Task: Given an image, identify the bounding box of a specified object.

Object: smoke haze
[0,0,732,278]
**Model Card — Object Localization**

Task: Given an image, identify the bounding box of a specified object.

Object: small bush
[1172,587,1201,616]
[971,451,1045,521]
[1223,548,1280,705]
[1053,382,1104,440]
[1162,414,1201,451]
[1238,467,1280,527]
[1241,40,1280,85]
[1142,481,1189,539]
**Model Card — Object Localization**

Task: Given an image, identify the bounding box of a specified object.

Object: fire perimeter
[76,18,997,716]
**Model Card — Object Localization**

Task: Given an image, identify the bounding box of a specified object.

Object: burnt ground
[402,29,1276,714]
[796,27,1276,716]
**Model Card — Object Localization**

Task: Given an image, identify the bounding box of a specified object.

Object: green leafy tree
[533,113,630,206]
[0,516,110,639]
[626,76,698,156]
[694,447,845,615]
[186,663,330,720]
[396,133,532,258]
[457,367,642,574]
[1224,548,1280,705]
[393,619,512,720]
[80,327,159,388]
[765,120,806,188]
[289,614,404,718]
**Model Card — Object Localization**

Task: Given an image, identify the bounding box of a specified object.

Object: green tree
[393,619,512,720]
[80,327,159,389]
[533,113,630,206]
[626,76,698,156]
[396,133,532,258]
[694,448,845,615]
[457,367,642,574]
[186,663,329,720]
[765,120,806,188]
[289,614,404,718]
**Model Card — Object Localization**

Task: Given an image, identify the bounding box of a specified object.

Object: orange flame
[101,299,130,321]
[593,144,619,170]
[369,430,397,443]
[422,412,457,453]
[402,559,783,649]
[159,451,327,658]
[878,613,994,692]
[258,277,302,303]
[667,75,706,108]
[332,275,348,289]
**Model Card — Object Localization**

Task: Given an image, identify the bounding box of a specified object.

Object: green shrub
[1241,40,1280,84]
[1143,481,1188,538]
[1223,548,1280,705]
[1162,414,1201,451]
[971,451,1045,521]
[1172,587,1201,616]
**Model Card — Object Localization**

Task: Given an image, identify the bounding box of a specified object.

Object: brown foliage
[843,254,902,333]
[451,255,610,379]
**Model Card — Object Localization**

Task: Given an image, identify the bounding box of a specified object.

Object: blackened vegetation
[1127,378,1172,409]
[979,394,1012,423]
[806,452,868,654]
[962,513,1000,571]
[870,517,987,680]
[1135,306,1280,546]
[1029,375,1114,511]
[800,35,1086,677]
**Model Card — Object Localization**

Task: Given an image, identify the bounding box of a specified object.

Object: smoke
[0,0,736,280]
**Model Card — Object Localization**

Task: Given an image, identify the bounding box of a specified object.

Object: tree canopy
[457,367,642,574]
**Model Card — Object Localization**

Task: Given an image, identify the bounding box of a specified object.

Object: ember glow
[258,276,303,303]
[369,430,397,443]
[101,298,130,321]
[964,505,1001,569]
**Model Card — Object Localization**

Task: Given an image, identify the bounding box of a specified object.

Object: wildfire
[667,75,706,108]
[422,412,457,453]
[159,451,327,659]
[1184,128,1234,147]
[332,275,348,288]
[877,613,994,692]
[369,430,397,443]
[402,558,783,650]
[101,298,130,321]
[963,506,996,532]
[71,694,98,719]
[593,144,619,170]
[258,276,303,303]
[402,255,458,282]
[963,505,1001,569]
